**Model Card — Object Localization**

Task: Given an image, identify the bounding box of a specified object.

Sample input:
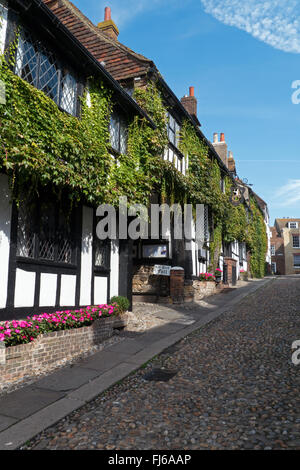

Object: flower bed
[199,272,216,282]
[0,304,118,347]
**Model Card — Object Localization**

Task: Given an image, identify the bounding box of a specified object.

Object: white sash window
[0,1,8,54]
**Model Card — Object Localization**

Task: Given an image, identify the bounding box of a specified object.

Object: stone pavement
[0,278,272,450]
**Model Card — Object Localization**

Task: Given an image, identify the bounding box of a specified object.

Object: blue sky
[73,0,300,225]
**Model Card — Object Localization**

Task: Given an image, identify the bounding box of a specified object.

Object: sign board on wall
[153,265,171,276]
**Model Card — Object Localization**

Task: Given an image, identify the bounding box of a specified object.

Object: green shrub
[110,296,130,314]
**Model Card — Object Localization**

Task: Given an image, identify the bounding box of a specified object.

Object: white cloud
[200,0,300,53]
[274,179,300,207]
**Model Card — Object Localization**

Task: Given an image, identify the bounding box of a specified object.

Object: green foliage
[110,296,130,313]
[0,49,268,278]
[246,198,268,278]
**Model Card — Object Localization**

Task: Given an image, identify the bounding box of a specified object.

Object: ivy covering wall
[0,51,268,278]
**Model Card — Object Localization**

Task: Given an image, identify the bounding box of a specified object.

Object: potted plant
[110,296,130,328]
[215,268,222,283]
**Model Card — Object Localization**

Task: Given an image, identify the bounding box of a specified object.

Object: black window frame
[16,196,78,267]
[167,112,181,149]
[109,107,128,155]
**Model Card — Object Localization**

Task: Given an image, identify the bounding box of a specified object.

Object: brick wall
[270,226,285,274]
[132,265,170,296]
[0,316,116,394]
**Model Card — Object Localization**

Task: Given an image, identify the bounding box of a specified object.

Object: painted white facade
[0,1,8,54]
[80,205,93,306]
[94,276,108,304]
[60,274,76,307]
[14,269,36,308]
[0,174,11,309]
[39,273,57,307]
[110,239,119,298]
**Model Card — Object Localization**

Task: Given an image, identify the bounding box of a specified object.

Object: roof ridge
[56,0,153,66]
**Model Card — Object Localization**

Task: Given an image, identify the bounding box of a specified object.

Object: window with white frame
[109,109,127,154]
[293,235,300,248]
[288,222,298,229]
[271,262,276,273]
[293,254,300,268]
[15,28,78,115]
[271,245,276,256]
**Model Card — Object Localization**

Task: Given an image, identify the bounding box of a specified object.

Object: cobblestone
[22,276,300,450]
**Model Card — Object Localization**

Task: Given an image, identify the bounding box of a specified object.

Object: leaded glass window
[15,29,39,87]
[15,27,77,116]
[167,113,180,148]
[110,110,128,154]
[16,204,35,258]
[16,198,76,265]
[39,202,56,261]
[39,46,59,103]
[60,71,77,115]
[94,239,110,269]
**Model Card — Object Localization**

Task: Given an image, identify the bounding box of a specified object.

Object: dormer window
[110,110,127,154]
[15,28,78,116]
[0,1,8,54]
[288,222,298,229]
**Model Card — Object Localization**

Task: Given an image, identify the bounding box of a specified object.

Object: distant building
[271,219,300,275]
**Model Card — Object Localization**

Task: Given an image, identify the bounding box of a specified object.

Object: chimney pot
[213,133,218,143]
[220,133,225,142]
[104,6,111,21]
[189,86,194,97]
[98,6,119,40]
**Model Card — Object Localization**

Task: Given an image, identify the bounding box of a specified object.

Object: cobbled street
[23,276,300,450]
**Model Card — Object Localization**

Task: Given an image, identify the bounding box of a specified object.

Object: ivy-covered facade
[0,0,157,319]
[0,0,270,320]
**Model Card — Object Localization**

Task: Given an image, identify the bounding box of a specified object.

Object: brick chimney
[181,87,198,120]
[212,133,228,167]
[97,7,119,40]
[228,150,236,174]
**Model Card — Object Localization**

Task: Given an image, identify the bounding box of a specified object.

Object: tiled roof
[42,0,155,80]
[275,218,300,230]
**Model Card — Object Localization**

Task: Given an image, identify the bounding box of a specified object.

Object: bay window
[17,198,76,265]
[15,28,78,116]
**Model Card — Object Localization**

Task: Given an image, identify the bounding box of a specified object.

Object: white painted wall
[39,273,57,307]
[0,174,12,309]
[110,240,119,299]
[60,274,76,306]
[94,276,108,305]
[80,206,93,306]
[0,1,8,54]
[14,269,36,308]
